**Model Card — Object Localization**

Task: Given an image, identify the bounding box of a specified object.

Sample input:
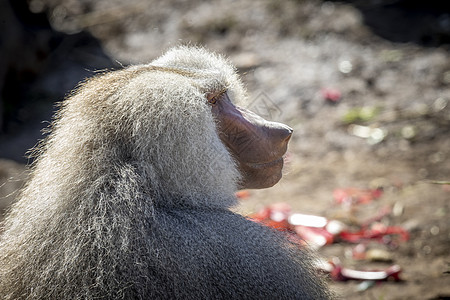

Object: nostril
[267,122,293,144]
[286,126,293,138]
[274,126,292,143]
[285,130,293,142]
[282,125,293,142]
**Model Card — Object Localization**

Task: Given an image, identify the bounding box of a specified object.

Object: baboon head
[207,90,292,189]
[153,47,292,191]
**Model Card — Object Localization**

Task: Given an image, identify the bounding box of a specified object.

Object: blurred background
[0,0,449,298]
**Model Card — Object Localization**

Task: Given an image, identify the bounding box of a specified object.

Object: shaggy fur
[0,46,331,299]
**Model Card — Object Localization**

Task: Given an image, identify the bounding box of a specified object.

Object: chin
[260,170,283,188]
[240,167,283,189]
[238,157,285,189]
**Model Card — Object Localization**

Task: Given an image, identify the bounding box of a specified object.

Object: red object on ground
[249,203,346,247]
[333,187,383,205]
[248,202,409,247]
[235,190,251,199]
[294,226,335,247]
[318,258,403,282]
[321,87,342,102]
[248,203,293,232]
[339,222,410,244]
[330,263,402,282]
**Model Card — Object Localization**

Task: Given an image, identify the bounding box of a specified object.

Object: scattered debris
[249,199,409,248]
[379,49,403,63]
[289,213,346,248]
[333,187,383,206]
[338,60,353,74]
[427,180,450,185]
[293,224,336,248]
[342,106,380,123]
[350,244,393,262]
[334,263,401,282]
[248,202,293,232]
[348,124,387,144]
[356,280,376,292]
[392,202,404,216]
[339,222,409,245]
[321,87,342,103]
[235,190,251,199]
[319,258,402,282]
[247,185,410,286]
[360,206,392,227]
[401,125,416,139]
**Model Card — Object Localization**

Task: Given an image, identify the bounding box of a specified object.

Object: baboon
[0,46,331,299]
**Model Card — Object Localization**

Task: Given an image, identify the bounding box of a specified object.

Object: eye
[207,94,218,105]
[207,90,227,105]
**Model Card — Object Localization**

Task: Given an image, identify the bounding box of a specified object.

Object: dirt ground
[1,0,449,299]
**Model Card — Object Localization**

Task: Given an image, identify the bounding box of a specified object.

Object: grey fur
[0,46,331,299]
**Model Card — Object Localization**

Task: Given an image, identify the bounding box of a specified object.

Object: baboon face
[208,90,292,189]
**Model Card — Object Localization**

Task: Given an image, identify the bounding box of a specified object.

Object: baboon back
[115,207,328,299]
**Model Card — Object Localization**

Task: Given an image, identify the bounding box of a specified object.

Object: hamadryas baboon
[0,46,331,299]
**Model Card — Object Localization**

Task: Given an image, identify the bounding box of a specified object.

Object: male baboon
[0,46,331,299]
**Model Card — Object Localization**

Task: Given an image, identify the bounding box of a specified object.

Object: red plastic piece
[333,187,383,206]
[339,222,410,244]
[294,226,334,247]
[248,203,293,232]
[248,203,409,247]
[321,87,342,102]
[235,190,251,199]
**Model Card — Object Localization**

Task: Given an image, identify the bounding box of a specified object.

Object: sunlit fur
[0,46,331,299]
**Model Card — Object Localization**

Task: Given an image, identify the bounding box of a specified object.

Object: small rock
[366,248,393,262]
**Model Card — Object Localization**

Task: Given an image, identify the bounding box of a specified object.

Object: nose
[269,122,293,144]
[283,125,293,142]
